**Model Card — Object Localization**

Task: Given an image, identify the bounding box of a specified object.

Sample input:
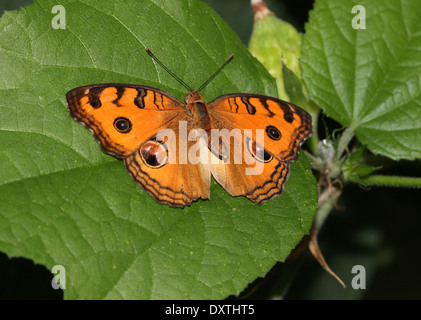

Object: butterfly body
[185,91,213,133]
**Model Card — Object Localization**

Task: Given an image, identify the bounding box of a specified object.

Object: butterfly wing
[208,93,312,203]
[209,128,290,203]
[66,83,210,207]
[124,120,211,207]
[66,83,185,158]
[208,93,312,162]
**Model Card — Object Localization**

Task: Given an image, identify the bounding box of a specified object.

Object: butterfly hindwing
[209,128,291,203]
[124,117,211,207]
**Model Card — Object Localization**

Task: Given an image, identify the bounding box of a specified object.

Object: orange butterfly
[66,49,312,207]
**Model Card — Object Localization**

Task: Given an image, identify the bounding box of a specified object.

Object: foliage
[0,0,419,299]
[0,0,316,299]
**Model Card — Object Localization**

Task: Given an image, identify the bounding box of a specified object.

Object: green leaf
[282,60,307,107]
[342,146,382,184]
[249,13,302,101]
[0,0,317,299]
[301,0,421,160]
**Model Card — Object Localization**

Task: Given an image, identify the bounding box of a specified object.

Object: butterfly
[66,49,312,207]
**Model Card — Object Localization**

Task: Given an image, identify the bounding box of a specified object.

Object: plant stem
[335,125,355,160]
[307,108,320,156]
[315,186,341,230]
[353,174,421,188]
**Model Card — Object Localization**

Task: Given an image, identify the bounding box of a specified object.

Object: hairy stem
[315,186,341,229]
[352,174,421,188]
[307,108,320,156]
[335,126,355,160]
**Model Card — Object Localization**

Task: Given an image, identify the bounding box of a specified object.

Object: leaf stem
[350,174,421,188]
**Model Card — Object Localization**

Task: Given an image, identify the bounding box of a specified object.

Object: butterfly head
[184,90,205,104]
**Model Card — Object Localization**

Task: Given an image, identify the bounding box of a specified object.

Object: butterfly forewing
[208,93,312,162]
[66,83,185,158]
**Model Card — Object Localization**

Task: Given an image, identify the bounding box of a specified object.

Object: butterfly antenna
[197,54,234,92]
[146,48,193,91]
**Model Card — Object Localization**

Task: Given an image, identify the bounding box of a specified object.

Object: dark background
[0,0,420,300]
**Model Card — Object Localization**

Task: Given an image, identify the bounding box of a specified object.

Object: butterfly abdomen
[191,101,212,130]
